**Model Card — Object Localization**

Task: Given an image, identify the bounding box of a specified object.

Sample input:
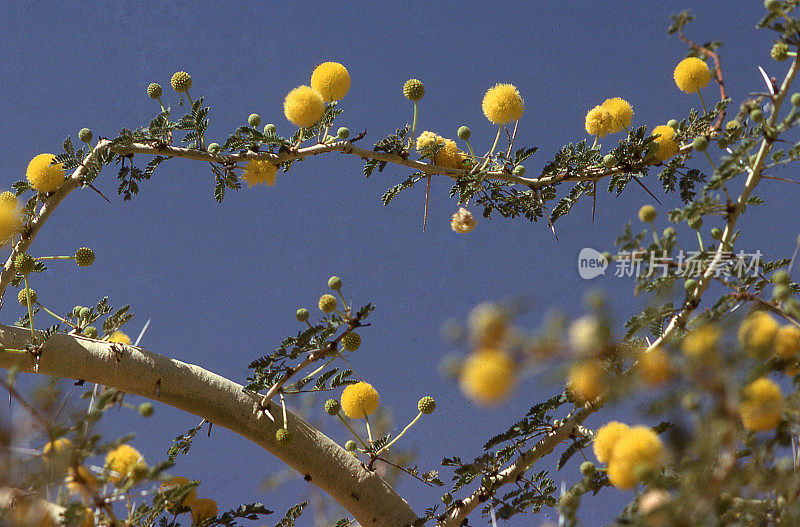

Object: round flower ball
[43,437,73,463]
[108,331,131,345]
[467,302,508,347]
[606,426,664,489]
[459,348,516,406]
[340,381,380,418]
[593,421,629,464]
[738,311,779,359]
[75,247,95,267]
[482,83,525,125]
[567,361,607,403]
[650,125,679,163]
[191,498,218,525]
[673,57,711,94]
[584,105,613,138]
[637,347,672,386]
[739,377,783,432]
[27,154,65,193]
[638,205,657,223]
[170,71,192,93]
[105,444,145,483]
[601,97,634,133]
[284,85,325,128]
[681,324,719,362]
[403,79,425,101]
[310,62,351,102]
[775,325,800,360]
[318,293,337,313]
[242,159,278,188]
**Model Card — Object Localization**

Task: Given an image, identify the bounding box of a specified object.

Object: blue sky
[1,1,794,525]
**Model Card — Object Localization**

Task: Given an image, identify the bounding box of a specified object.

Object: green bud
[418,396,436,414]
[792,93,800,107]
[662,227,676,238]
[78,128,93,144]
[138,402,154,417]
[324,399,340,415]
[457,126,471,140]
[79,307,91,320]
[248,113,261,128]
[441,493,453,505]
[692,136,708,152]
[208,143,221,154]
[765,0,781,12]
[638,205,657,223]
[710,227,723,240]
[684,279,698,294]
[296,308,309,322]
[146,83,162,99]
[328,276,342,290]
[667,119,679,129]
[773,270,791,285]
[773,284,791,302]
[688,216,703,230]
[512,165,526,176]
[345,440,357,451]
[750,108,764,123]
[73,306,84,317]
[772,42,790,62]
[337,127,350,139]
[579,461,596,477]
[275,428,292,445]
[263,123,277,135]
[602,154,617,167]
[83,326,98,338]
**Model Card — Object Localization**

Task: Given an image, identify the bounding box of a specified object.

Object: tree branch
[0,325,417,527]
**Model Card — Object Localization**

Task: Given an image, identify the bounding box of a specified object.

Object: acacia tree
[4,3,800,526]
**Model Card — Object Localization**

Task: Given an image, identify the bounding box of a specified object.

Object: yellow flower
[415,131,465,169]
[450,207,477,233]
[191,498,218,525]
[310,62,350,102]
[105,444,145,483]
[740,377,782,432]
[738,311,779,359]
[601,97,634,133]
[340,381,380,418]
[637,347,672,386]
[650,125,679,163]
[459,348,516,406]
[673,57,711,94]
[42,437,73,463]
[0,191,17,209]
[482,83,524,125]
[159,476,198,513]
[0,204,21,242]
[567,361,607,403]
[108,331,131,345]
[27,153,65,193]
[467,302,508,347]
[283,85,325,128]
[775,325,800,360]
[593,421,630,463]
[66,466,98,498]
[681,324,719,362]
[242,159,278,188]
[584,105,613,138]
[606,426,664,489]
[80,506,94,527]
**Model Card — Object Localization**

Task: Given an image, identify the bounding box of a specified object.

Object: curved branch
[0,325,417,527]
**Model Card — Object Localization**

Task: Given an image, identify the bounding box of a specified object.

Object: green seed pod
[750,108,764,123]
[773,270,791,285]
[602,154,617,167]
[75,247,95,267]
[78,128,93,144]
[772,42,790,62]
[170,71,192,93]
[328,276,342,290]
[457,126,471,140]
[512,165,526,176]
[417,396,436,414]
[18,288,36,307]
[248,113,261,128]
[692,136,708,152]
[296,308,309,322]
[208,143,221,154]
[79,307,91,320]
[324,399,340,415]
[403,79,425,101]
[147,83,163,99]
[83,326,98,338]
[684,279,698,294]
[344,440,357,452]
[275,428,292,445]
[667,119,679,129]
[638,205,657,223]
[337,127,350,139]
[687,216,703,230]
[14,253,36,275]
[263,123,277,135]
[341,332,361,351]
[710,227,723,240]
[138,402,154,417]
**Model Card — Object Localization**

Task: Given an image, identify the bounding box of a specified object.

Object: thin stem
[591,135,598,150]
[698,90,708,114]
[336,413,368,449]
[696,230,704,251]
[365,415,373,444]
[704,151,717,171]
[23,276,35,342]
[375,412,422,456]
[280,393,288,429]
[37,255,75,261]
[409,101,419,149]
[465,139,476,163]
[35,302,70,324]
[480,124,503,171]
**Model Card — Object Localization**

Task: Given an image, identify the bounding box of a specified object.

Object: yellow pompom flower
[108,331,131,345]
[310,62,350,102]
[451,207,477,233]
[673,57,711,94]
[159,476,198,513]
[482,83,525,125]
[105,444,145,483]
[567,361,607,403]
[0,204,21,242]
[650,125,679,163]
[739,377,783,432]
[66,466,98,498]
[340,381,380,418]
[593,421,630,464]
[775,325,800,360]
[283,85,325,128]
[27,153,65,193]
[191,498,218,525]
[637,347,672,386]
[415,131,466,169]
[606,426,664,489]
[738,311,779,358]
[601,97,634,133]
[0,191,17,209]
[242,159,278,187]
[584,105,613,138]
[459,348,516,405]
[467,302,509,347]
[681,324,719,362]
[42,437,73,463]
